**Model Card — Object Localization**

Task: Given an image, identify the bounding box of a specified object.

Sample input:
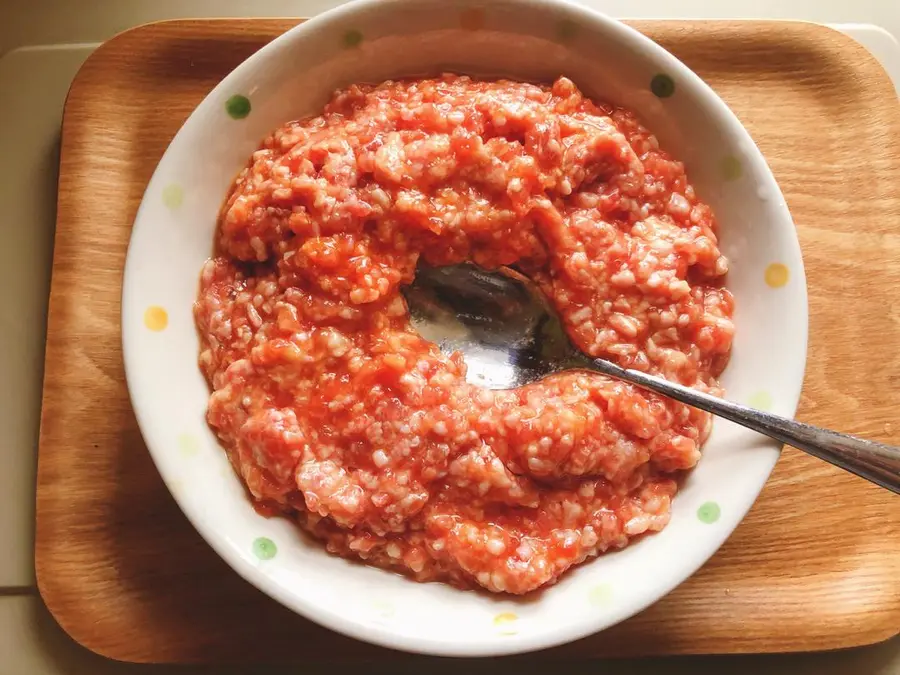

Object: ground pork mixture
[195,75,734,594]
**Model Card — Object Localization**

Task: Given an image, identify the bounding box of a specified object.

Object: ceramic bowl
[122,0,807,657]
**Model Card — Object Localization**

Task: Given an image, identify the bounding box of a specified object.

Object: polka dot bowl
[121,0,807,658]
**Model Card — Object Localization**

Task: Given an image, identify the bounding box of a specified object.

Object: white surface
[0,0,897,670]
[838,24,900,94]
[123,0,805,656]
[1,0,900,57]
[0,45,92,589]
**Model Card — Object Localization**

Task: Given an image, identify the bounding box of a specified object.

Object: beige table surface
[1,1,898,673]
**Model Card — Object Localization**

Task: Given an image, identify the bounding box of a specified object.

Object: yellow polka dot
[177,433,200,457]
[144,306,168,331]
[493,612,518,635]
[459,8,485,31]
[162,183,184,209]
[764,263,789,288]
[371,600,395,619]
[588,583,613,606]
[748,391,773,411]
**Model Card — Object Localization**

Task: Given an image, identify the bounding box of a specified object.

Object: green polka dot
[697,501,721,524]
[162,183,184,209]
[721,155,743,181]
[177,433,199,457]
[588,583,613,606]
[748,391,773,411]
[650,73,675,98]
[557,19,578,42]
[225,94,251,120]
[252,537,277,560]
[371,599,395,619]
[343,29,363,48]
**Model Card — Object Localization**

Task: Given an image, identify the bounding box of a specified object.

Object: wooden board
[35,19,900,664]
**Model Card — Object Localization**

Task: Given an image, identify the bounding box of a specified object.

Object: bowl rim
[121,0,808,657]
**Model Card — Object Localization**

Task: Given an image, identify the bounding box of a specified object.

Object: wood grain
[35,19,900,664]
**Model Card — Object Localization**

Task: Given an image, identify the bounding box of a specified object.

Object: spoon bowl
[403,264,578,389]
[403,263,900,494]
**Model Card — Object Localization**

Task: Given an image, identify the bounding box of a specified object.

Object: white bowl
[122,0,807,657]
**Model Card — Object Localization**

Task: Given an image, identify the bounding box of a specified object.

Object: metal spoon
[401,263,900,494]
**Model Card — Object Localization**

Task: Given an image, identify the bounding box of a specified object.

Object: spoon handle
[588,358,900,495]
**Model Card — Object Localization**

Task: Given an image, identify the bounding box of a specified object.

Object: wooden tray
[36,19,900,664]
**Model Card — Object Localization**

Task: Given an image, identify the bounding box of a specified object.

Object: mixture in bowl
[195,75,734,594]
